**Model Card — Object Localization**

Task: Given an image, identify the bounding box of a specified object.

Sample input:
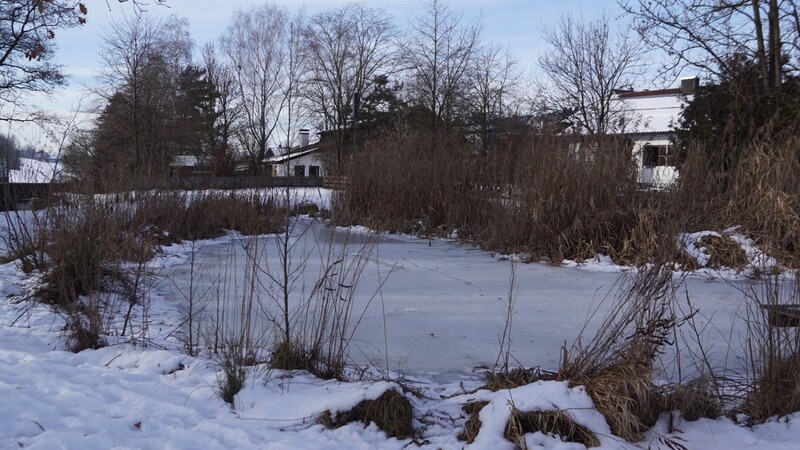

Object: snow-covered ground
[1,197,799,449]
[7,157,61,183]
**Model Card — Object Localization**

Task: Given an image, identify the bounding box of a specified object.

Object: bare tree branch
[539,13,645,135]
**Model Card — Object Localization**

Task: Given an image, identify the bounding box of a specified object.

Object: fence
[164,176,325,190]
[1,182,52,211]
[1,176,348,210]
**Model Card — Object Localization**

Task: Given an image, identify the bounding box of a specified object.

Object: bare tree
[303,3,397,168]
[539,13,645,135]
[0,1,88,121]
[467,43,520,154]
[97,13,193,176]
[281,16,312,150]
[619,0,797,91]
[159,15,193,88]
[99,13,165,174]
[404,0,482,135]
[0,133,20,179]
[114,0,167,13]
[201,43,239,174]
[220,4,290,173]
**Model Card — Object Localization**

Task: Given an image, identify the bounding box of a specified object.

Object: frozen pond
[157,217,754,382]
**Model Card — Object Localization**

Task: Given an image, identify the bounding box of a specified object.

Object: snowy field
[7,157,61,183]
[2,196,799,449]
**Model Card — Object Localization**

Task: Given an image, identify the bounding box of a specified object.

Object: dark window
[643,144,671,167]
[294,165,305,177]
[309,165,320,177]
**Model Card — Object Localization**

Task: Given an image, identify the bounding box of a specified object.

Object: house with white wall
[264,129,327,177]
[616,77,698,190]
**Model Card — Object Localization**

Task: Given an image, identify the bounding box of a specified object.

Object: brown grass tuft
[504,408,600,448]
[484,368,543,392]
[741,354,800,422]
[63,303,107,353]
[269,341,318,378]
[457,401,489,443]
[333,129,642,263]
[675,249,701,271]
[698,235,748,269]
[576,362,663,442]
[320,389,414,440]
[737,276,800,422]
[664,380,723,422]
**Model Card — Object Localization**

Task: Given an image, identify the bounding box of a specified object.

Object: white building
[264,129,327,177]
[616,77,698,190]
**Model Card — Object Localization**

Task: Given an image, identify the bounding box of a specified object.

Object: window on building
[642,144,671,167]
[294,165,305,177]
[309,165,320,177]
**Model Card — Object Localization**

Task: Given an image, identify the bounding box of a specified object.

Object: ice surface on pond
[158,217,753,382]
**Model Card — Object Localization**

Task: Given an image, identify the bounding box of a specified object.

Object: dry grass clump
[216,340,250,409]
[615,206,665,267]
[63,300,107,353]
[674,128,800,269]
[320,389,414,440]
[333,130,643,263]
[269,340,342,380]
[741,354,800,422]
[558,266,683,441]
[675,249,701,271]
[663,379,723,422]
[457,401,489,443]
[576,362,663,441]
[483,367,544,392]
[333,130,481,236]
[739,276,800,422]
[290,200,325,218]
[504,408,600,448]
[175,194,281,239]
[129,192,281,241]
[492,135,640,262]
[698,235,748,269]
[35,204,152,307]
[723,140,800,269]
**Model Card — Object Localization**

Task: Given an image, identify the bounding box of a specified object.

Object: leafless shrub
[216,338,250,408]
[62,295,109,353]
[271,231,379,380]
[1,210,48,273]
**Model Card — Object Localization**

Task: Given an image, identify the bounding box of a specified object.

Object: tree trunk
[751,0,770,89]
[768,0,782,90]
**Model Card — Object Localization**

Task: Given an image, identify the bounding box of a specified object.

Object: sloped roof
[264,144,321,164]
[171,155,201,167]
[616,90,691,135]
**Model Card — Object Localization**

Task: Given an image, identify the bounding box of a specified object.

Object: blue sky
[11,0,626,148]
